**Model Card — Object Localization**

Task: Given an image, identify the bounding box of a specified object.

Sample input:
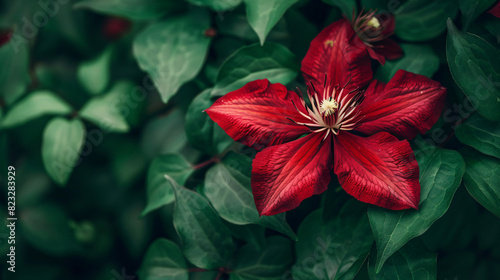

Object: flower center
[290,79,365,139]
[351,9,392,45]
[366,17,380,28]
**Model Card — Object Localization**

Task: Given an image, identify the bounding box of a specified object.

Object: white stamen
[319,98,338,116]
[367,17,380,28]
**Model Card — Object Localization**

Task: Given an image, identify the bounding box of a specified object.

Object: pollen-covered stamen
[289,78,365,136]
[351,9,392,45]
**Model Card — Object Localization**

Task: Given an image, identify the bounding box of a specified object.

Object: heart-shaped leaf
[138,239,188,280]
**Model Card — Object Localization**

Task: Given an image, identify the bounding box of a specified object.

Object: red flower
[0,29,13,47]
[206,19,446,216]
[489,1,500,18]
[103,17,131,40]
[349,10,403,64]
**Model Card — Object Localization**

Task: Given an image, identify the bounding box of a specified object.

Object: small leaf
[79,81,132,133]
[142,154,194,216]
[204,152,297,240]
[456,114,500,159]
[368,239,437,280]
[169,176,235,269]
[230,236,292,280]
[211,43,299,97]
[42,117,86,186]
[462,149,500,218]
[395,0,458,41]
[292,201,373,280]
[185,89,233,155]
[133,9,211,103]
[244,0,299,45]
[74,0,183,20]
[0,34,31,105]
[368,145,465,273]
[138,239,188,280]
[187,0,241,11]
[77,46,113,95]
[374,44,440,83]
[459,0,497,30]
[446,19,500,121]
[1,91,72,128]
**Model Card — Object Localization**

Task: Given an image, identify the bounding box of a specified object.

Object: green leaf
[204,152,297,240]
[169,175,235,269]
[368,239,437,280]
[20,204,80,256]
[1,91,72,128]
[322,0,357,20]
[0,33,31,105]
[368,145,465,273]
[374,44,440,83]
[187,0,241,11]
[185,89,233,155]
[459,0,497,30]
[211,43,299,97]
[42,117,86,186]
[77,46,113,95]
[244,0,299,45]
[79,81,132,133]
[74,0,182,20]
[133,10,211,103]
[446,19,500,121]
[462,149,500,218]
[455,114,500,159]
[395,0,458,41]
[292,202,373,280]
[230,236,292,280]
[138,239,188,280]
[142,154,194,216]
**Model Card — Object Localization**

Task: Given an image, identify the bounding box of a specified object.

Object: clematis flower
[206,18,446,216]
[489,1,500,18]
[349,10,403,64]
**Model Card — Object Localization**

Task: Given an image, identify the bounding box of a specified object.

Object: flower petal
[356,70,446,139]
[206,79,311,149]
[252,132,333,216]
[489,1,500,18]
[301,18,372,93]
[334,132,420,210]
[368,39,404,64]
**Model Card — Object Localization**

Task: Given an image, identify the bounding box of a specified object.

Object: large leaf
[187,0,241,11]
[1,91,72,128]
[368,239,437,280]
[138,239,188,280]
[455,114,500,159]
[204,152,297,240]
[133,10,211,103]
[74,0,182,20]
[169,176,235,269]
[142,154,194,216]
[374,44,440,83]
[230,236,292,280]
[459,0,497,30]
[211,43,299,97]
[79,81,132,133]
[77,46,113,95]
[368,145,465,273]
[42,117,86,186]
[244,0,299,45]
[462,149,500,218]
[185,89,233,155]
[0,34,31,105]
[292,202,373,280]
[395,0,458,41]
[446,19,500,121]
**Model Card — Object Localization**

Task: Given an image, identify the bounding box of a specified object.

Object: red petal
[334,132,420,210]
[356,70,446,139]
[377,13,396,38]
[252,132,333,216]
[206,79,311,149]
[489,1,500,18]
[301,18,372,93]
[370,39,404,64]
